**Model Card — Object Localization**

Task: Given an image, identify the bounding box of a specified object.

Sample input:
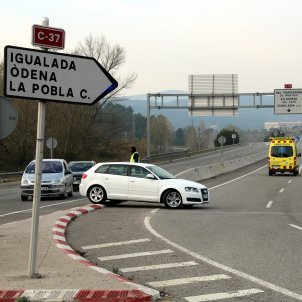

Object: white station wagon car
[79,162,209,209]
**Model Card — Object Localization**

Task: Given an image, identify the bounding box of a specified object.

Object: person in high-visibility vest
[130,146,140,162]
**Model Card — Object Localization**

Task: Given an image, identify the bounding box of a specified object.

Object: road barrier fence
[0,143,267,183]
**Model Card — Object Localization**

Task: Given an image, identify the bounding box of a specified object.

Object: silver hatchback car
[20,159,73,201]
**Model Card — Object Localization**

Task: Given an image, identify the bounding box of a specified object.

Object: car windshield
[69,162,95,172]
[147,165,176,179]
[25,161,63,174]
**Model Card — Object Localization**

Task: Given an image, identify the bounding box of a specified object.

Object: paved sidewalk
[0,204,160,301]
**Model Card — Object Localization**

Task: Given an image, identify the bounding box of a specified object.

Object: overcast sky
[1,0,302,96]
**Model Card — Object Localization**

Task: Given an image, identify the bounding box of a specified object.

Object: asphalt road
[65,159,302,302]
[0,184,88,224]
[0,142,267,224]
[2,142,302,301]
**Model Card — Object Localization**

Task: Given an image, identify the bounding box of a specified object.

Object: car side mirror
[146,173,156,179]
[65,170,72,175]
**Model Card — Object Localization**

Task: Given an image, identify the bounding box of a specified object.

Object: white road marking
[289,224,302,231]
[147,274,231,287]
[119,261,198,273]
[0,188,16,192]
[82,238,150,250]
[98,249,173,261]
[0,208,32,217]
[0,198,87,218]
[144,216,302,300]
[288,180,292,184]
[208,165,267,190]
[184,288,264,301]
[266,201,274,208]
[279,188,285,193]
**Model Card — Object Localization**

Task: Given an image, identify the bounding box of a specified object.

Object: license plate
[42,187,48,191]
[273,166,279,169]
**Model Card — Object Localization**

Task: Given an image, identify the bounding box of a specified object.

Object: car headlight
[53,178,63,184]
[21,178,29,185]
[185,187,199,193]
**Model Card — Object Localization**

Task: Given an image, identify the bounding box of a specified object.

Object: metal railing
[0,171,22,183]
[142,143,246,164]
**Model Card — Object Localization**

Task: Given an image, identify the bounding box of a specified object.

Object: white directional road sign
[274,89,302,114]
[4,45,118,105]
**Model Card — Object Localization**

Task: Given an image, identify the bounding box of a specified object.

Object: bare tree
[73,34,137,111]
[44,34,138,160]
[150,115,173,153]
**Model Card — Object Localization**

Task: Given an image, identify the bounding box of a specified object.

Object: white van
[20,159,73,201]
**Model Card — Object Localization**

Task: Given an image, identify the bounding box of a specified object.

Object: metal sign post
[28,100,46,278]
[46,137,57,159]
[27,17,48,279]
[218,136,226,165]
[3,18,117,278]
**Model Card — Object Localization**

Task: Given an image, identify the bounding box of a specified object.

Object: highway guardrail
[0,172,22,183]
[142,143,246,164]
[175,151,267,182]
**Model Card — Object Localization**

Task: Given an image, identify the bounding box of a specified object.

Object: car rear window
[70,162,95,172]
[271,146,293,157]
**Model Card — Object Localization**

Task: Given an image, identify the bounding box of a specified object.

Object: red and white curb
[0,289,154,301]
[52,204,160,301]
[0,205,159,302]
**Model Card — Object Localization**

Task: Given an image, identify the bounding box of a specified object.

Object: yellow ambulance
[268,137,301,176]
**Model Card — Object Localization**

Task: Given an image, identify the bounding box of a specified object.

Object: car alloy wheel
[88,185,107,204]
[163,189,182,209]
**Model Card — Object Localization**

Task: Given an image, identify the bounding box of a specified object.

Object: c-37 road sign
[4,45,118,105]
[32,24,65,49]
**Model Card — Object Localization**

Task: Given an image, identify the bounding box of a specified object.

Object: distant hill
[116,91,302,130]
